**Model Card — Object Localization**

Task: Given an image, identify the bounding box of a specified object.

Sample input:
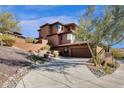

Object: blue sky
[0,5,89,37]
[0,5,123,48]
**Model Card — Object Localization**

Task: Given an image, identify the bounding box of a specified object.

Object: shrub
[103,64,112,74]
[28,54,45,64]
[25,37,34,43]
[103,61,119,74]
[33,39,38,44]
[0,35,2,42]
[43,44,50,50]
[0,34,15,46]
[111,49,123,59]
[53,50,59,57]
[25,37,38,44]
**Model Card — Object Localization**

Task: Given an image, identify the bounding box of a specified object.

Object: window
[64,47,68,52]
[55,24,63,33]
[67,33,75,43]
[67,34,72,40]
[55,24,62,30]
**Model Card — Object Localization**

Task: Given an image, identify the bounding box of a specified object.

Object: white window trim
[67,33,75,43]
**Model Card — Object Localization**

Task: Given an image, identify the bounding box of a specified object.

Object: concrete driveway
[16,58,124,88]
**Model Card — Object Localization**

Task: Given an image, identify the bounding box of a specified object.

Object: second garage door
[71,47,91,58]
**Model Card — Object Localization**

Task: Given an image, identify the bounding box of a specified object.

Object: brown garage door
[71,48,91,58]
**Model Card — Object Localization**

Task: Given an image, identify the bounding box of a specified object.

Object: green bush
[111,49,123,58]
[33,39,38,44]
[103,62,119,74]
[43,44,50,50]
[28,54,45,64]
[53,51,59,57]
[103,65,113,74]
[0,34,15,46]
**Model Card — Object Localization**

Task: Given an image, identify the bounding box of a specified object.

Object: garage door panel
[71,48,91,58]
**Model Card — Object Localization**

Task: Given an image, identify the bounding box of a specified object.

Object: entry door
[63,47,69,56]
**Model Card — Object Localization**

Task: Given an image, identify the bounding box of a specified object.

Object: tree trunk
[87,42,105,67]
[86,42,97,66]
[106,45,109,52]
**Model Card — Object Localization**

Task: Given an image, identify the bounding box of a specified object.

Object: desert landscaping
[0,5,124,88]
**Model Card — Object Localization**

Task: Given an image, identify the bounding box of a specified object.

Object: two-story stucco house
[37,21,92,58]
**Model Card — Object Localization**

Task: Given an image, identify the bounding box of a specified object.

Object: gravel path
[0,46,32,87]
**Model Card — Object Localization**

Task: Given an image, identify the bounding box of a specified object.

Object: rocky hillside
[0,47,32,87]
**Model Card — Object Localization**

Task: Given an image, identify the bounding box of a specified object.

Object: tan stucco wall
[60,34,70,44]
[38,39,48,45]
[11,36,45,51]
[64,25,76,32]
[50,25,58,34]
[38,24,77,46]
[39,25,50,38]
[56,47,65,55]
[47,35,60,47]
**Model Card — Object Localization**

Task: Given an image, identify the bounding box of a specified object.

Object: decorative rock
[2,66,30,88]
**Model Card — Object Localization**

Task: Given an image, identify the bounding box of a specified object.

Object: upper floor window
[67,33,75,43]
[67,34,72,40]
[55,24,62,30]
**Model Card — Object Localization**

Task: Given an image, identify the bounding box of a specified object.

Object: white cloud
[19,16,78,38]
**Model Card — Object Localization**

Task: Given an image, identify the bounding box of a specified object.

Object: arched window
[55,24,62,30]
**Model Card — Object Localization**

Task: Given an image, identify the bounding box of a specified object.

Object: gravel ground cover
[0,47,32,87]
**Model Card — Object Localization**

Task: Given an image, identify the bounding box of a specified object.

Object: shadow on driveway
[30,58,92,75]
